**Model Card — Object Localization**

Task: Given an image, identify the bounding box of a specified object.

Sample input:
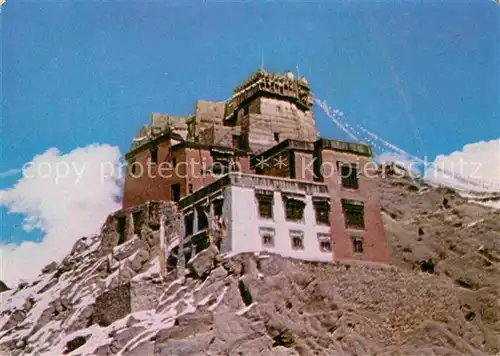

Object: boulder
[41,262,57,274]
[129,248,150,272]
[0,310,26,331]
[187,245,218,278]
[113,237,150,261]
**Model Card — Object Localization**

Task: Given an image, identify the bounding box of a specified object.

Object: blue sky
[1,1,499,248]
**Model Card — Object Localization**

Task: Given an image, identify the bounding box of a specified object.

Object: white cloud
[375,152,422,176]
[0,144,123,286]
[375,139,500,193]
[424,139,500,192]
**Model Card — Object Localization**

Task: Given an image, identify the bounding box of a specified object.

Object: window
[211,160,229,175]
[263,234,273,246]
[317,233,332,252]
[171,183,181,202]
[151,146,158,164]
[188,183,194,194]
[313,200,330,225]
[232,135,240,149]
[342,200,365,229]
[274,132,280,142]
[117,216,126,245]
[172,158,177,168]
[197,206,209,230]
[184,213,194,236]
[352,236,364,253]
[213,199,223,217]
[260,227,275,247]
[290,230,304,250]
[256,192,273,219]
[338,162,359,189]
[320,241,332,252]
[284,198,305,222]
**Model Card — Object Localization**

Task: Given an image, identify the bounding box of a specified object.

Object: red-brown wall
[319,149,389,264]
[123,142,251,209]
[123,140,177,208]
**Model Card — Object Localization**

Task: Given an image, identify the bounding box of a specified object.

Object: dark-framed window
[171,183,181,202]
[290,230,304,250]
[352,236,364,253]
[211,160,229,175]
[151,146,158,164]
[338,162,359,189]
[232,135,240,149]
[274,132,280,142]
[184,213,194,236]
[342,200,365,229]
[263,234,274,247]
[320,240,332,252]
[196,206,209,230]
[317,233,332,252]
[260,227,275,247]
[284,198,305,222]
[256,192,273,219]
[213,198,224,217]
[313,200,330,225]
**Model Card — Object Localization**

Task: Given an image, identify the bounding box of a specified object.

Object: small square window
[352,236,364,253]
[259,227,275,248]
[317,233,332,252]
[263,234,273,247]
[211,160,229,175]
[320,241,332,252]
[290,230,304,250]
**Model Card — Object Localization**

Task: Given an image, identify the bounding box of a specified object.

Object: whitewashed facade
[180,173,333,263]
[224,185,332,261]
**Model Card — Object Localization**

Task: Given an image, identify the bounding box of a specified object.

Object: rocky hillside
[0,170,499,356]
